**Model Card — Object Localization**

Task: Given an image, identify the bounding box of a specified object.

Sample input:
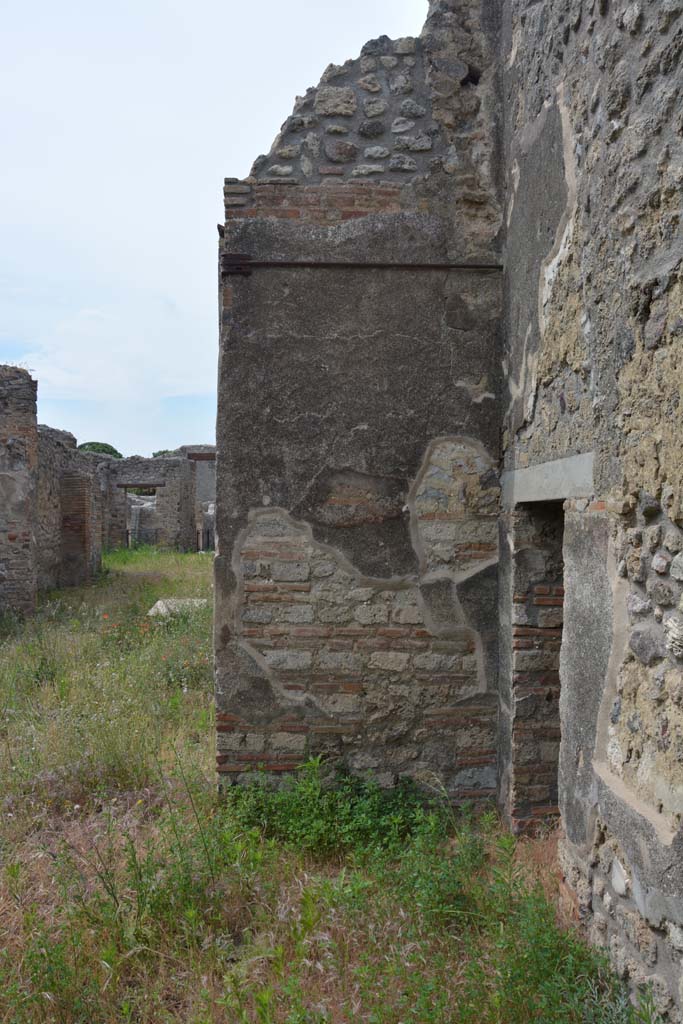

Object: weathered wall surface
[503,0,683,1013]
[105,457,196,551]
[216,0,683,1007]
[36,427,104,589]
[215,2,505,797]
[0,366,38,615]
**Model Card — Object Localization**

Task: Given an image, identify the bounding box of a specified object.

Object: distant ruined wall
[128,494,162,547]
[0,366,38,615]
[215,0,505,797]
[1,367,208,613]
[36,427,104,589]
[502,0,683,1014]
[105,457,196,551]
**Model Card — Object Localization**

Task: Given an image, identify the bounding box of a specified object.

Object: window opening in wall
[510,500,565,829]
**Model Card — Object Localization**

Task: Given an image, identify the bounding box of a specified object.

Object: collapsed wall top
[223,0,502,264]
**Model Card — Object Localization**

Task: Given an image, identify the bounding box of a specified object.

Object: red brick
[513,626,563,637]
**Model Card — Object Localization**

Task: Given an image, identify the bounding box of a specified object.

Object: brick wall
[224,181,404,226]
[218,497,498,795]
[498,503,565,831]
[36,427,103,590]
[510,580,564,827]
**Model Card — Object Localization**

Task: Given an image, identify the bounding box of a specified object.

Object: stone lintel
[501,453,595,507]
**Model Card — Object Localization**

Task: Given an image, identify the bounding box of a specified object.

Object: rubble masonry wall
[503,0,683,1013]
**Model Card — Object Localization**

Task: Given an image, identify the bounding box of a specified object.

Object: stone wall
[215,1,504,798]
[216,0,683,1009]
[502,0,683,1014]
[0,366,38,616]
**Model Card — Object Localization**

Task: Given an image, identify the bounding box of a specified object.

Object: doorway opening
[116,482,166,548]
[508,500,565,830]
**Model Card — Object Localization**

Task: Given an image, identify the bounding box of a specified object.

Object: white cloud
[23,301,216,403]
[1,0,426,444]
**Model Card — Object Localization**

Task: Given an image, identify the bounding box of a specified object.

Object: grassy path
[0,550,657,1023]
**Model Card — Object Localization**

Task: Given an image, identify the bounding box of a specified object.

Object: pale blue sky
[1,0,425,455]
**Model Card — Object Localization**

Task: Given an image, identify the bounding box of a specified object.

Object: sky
[1,0,426,456]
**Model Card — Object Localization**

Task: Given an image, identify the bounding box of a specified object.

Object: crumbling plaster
[215,0,505,797]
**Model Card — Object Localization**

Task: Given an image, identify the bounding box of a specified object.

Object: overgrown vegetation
[0,550,662,1022]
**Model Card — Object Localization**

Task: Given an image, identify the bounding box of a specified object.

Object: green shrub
[227,758,444,857]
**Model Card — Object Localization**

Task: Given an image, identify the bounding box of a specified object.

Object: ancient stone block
[313,86,357,116]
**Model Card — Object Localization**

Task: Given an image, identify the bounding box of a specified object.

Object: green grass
[0,547,213,811]
[0,549,663,1023]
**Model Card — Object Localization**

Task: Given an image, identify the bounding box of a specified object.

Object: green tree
[77,441,123,458]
